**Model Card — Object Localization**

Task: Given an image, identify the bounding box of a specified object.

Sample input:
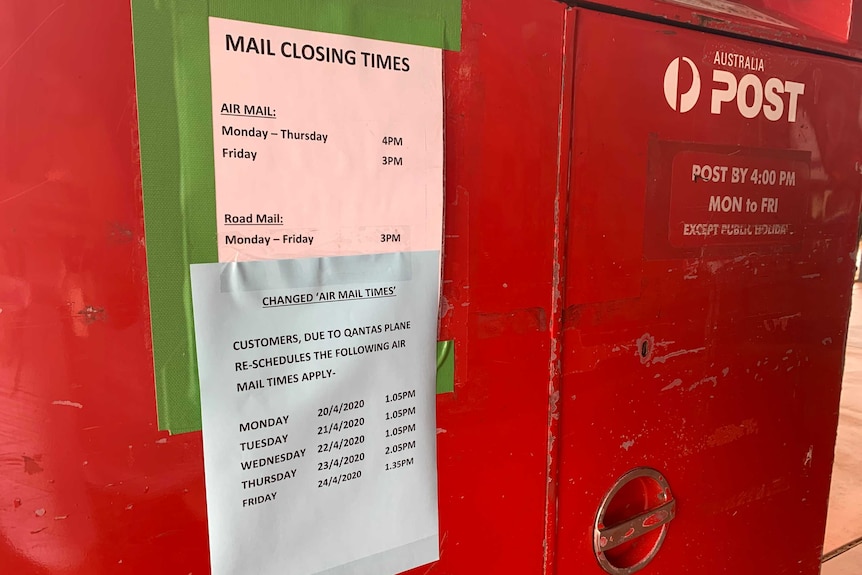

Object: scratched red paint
[556,5,862,575]
[3,1,862,574]
[0,0,570,574]
[590,0,862,58]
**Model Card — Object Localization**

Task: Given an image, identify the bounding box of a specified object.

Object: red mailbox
[556,4,862,573]
[1,1,860,574]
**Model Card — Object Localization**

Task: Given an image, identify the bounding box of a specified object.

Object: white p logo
[664,57,701,113]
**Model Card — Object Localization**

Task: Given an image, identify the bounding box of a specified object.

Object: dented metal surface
[556,6,862,574]
[2,0,861,574]
[0,0,572,573]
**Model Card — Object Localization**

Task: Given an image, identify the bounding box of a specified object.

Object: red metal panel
[557,8,862,573]
[5,1,862,574]
[0,1,569,573]
[422,0,569,572]
[578,0,862,59]
[761,0,853,41]
[1,2,210,573]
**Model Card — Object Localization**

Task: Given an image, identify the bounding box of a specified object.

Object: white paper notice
[208,17,443,262]
[191,251,440,575]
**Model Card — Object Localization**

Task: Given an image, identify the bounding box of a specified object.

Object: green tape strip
[131,0,460,433]
[436,340,455,394]
[132,0,217,434]
[210,0,461,51]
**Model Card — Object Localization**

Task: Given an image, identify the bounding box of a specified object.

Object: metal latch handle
[593,467,676,574]
[597,499,676,551]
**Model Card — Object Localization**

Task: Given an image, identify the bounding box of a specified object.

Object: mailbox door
[556,9,862,574]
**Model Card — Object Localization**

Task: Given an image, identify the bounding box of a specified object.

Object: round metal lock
[593,467,676,574]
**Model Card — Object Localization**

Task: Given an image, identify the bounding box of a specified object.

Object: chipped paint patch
[706,419,758,448]
[661,378,683,391]
[52,400,83,408]
[77,305,107,324]
[620,439,636,451]
[439,295,454,319]
[636,333,655,364]
[765,312,802,332]
[651,347,706,365]
[684,258,700,280]
[549,390,560,420]
[706,260,727,274]
[688,375,718,392]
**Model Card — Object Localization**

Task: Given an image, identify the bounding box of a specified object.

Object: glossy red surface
[420,0,570,572]
[557,8,862,573]
[3,1,861,574]
[762,0,853,41]
[0,0,569,573]
[580,0,862,59]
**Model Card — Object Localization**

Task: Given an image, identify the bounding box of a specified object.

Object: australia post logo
[663,53,805,122]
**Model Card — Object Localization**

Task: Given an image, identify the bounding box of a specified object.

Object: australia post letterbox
[556,2,862,574]
[0,1,567,573]
[1,1,862,575]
